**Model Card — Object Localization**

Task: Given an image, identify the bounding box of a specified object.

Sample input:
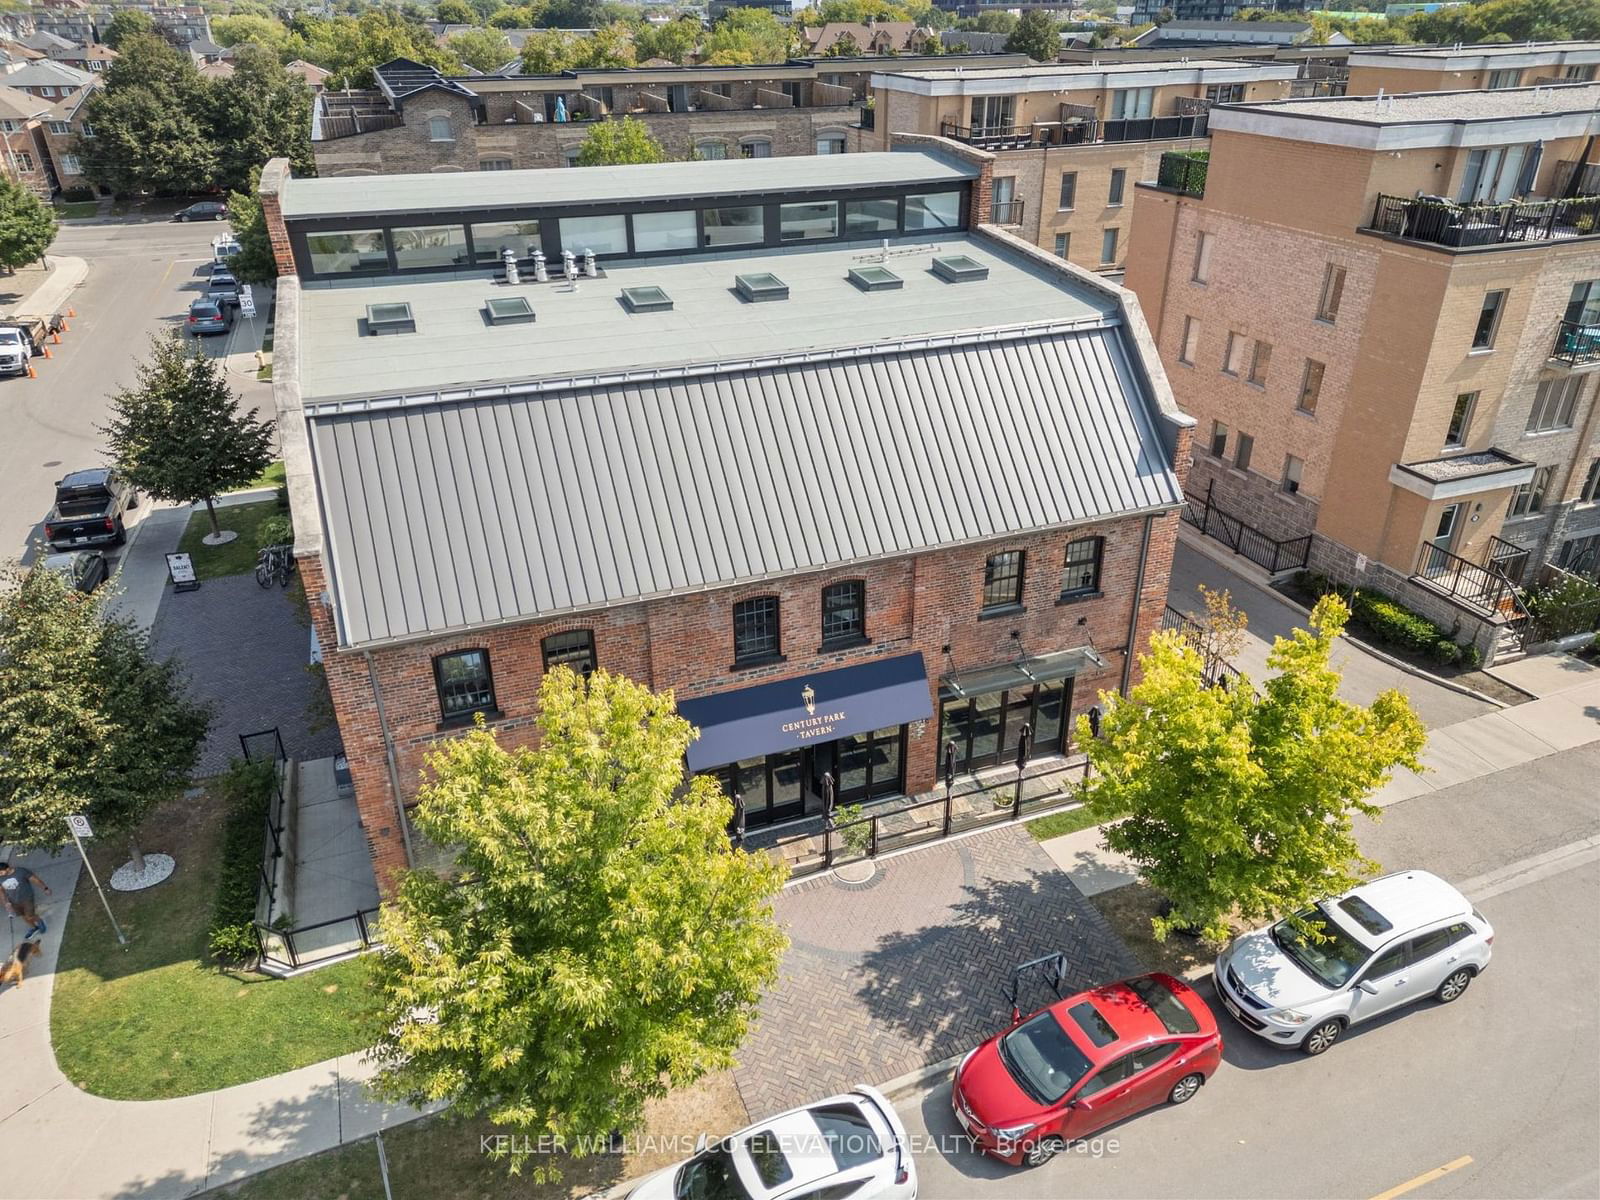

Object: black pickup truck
[42,468,137,550]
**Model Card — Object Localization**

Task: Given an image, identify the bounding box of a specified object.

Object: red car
[951,972,1222,1167]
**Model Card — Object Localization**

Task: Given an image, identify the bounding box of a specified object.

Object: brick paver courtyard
[152,573,343,776]
[732,824,1142,1118]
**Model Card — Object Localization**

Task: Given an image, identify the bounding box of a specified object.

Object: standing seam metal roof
[309,327,1181,648]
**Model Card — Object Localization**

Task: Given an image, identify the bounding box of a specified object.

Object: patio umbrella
[1515,139,1543,197]
[554,96,567,123]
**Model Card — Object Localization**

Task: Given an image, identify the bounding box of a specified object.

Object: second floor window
[982,550,1025,609]
[1472,289,1506,348]
[1527,376,1584,433]
[1508,465,1554,517]
[1210,420,1228,457]
[1581,457,1600,503]
[1061,537,1103,596]
[428,116,452,142]
[820,580,866,645]
[733,596,781,663]
[542,629,596,676]
[1058,171,1077,210]
[434,649,495,721]
[1445,391,1476,447]
[1108,168,1126,206]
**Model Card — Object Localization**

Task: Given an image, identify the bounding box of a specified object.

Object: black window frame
[981,549,1025,611]
[733,594,783,666]
[1472,289,1507,349]
[819,578,868,649]
[432,647,498,724]
[541,628,597,677]
[1060,536,1103,599]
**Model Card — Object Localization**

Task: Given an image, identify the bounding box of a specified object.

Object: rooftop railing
[937,111,1204,151]
[1367,193,1600,249]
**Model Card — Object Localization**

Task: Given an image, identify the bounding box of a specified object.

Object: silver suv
[1214,870,1493,1056]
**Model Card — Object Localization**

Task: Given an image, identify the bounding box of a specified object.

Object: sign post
[65,814,127,947]
[165,552,199,593]
[239,284,256,319]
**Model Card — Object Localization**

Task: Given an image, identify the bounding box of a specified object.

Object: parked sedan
[952,973,1222,1168]
[41,550,108,593]
[187,297,234,336]
[627,1085,915,1200]
[176,200,228,221]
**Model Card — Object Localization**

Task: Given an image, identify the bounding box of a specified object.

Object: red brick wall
[309,511,1173,893]
[257,158,298,278]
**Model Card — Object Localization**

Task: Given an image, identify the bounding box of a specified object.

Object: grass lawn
[176,498,281,579]
[1024,801,1108,842]
[55,200,98,219]
[256,361,273,382]
[235,459,285,492]
[51,792,374,1101]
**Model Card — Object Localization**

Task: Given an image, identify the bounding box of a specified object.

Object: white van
[212,234,242,263]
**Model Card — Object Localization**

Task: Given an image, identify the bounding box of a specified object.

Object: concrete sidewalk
[5,253,88,317]
[0,846,437,1200]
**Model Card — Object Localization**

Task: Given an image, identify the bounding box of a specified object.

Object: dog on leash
[0,939,39,991]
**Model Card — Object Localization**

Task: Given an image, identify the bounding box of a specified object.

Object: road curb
[879,1052,963,1101]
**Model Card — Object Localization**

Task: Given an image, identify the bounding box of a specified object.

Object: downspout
[363,650,415,867]
[1121,513,1155,696]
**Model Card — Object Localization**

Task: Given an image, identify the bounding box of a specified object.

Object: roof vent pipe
[502,246,519,286]
[562,250,577,282]
[533,248,548,283]
[583,248,597,278]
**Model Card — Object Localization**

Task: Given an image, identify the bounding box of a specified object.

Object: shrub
[1349,591,1441,653]
[1523,573,1600,642]
[1429,638,1462,666]
[60,186,95,202]
[833,802,872,856]
[207,757,276,963]
[1460,643,1483,669]
[256,512,293,550]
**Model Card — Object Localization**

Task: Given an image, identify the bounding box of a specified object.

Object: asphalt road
[0,216,271,562]
[899,743,1600,1200]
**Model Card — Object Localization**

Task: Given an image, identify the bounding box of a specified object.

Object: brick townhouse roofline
[258,157,296,278]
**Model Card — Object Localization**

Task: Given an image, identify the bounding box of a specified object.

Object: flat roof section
[1241,80,1600,124]
[874,58,1298,94]
[279,149,979,221]
[1349,40,1600,64]
[295,233,1118,404]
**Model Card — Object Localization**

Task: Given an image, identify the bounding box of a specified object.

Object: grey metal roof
[308,326,1181,647]
[279,150,979,220]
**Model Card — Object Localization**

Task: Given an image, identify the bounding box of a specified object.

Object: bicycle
[254,543,295,589]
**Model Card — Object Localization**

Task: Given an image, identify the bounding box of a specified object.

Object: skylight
[484,295,535,326]
[365,302,415,335]
[621,285,673,313]
[847,265,903,293]
[931,255,990,283]
[735,273,788,303]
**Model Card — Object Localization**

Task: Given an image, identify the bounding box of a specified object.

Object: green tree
[538,0,604,26]
[101,332,275,540]
[0,176,58,272]
[823,31,861,55]
[225,167,278,283]
[449,26,516,70]
[0,564,209,870]
[301,11,462,89]
[103,7,156,48]
[488,5,533,27]
[78,33,217,196]
[520,29,573,71]
[1005,9,1059,61]
[569,21,636,67]
[209,45,314,191]
[435,0,476,23]
[1080,595,1426,943]
[366,671,787,1176]
[796,0,911,24]
[972,10,1017,32]
[574,115,665,165]
[633,16,699,62]
[702,7,791,64]
[212,12,290,52]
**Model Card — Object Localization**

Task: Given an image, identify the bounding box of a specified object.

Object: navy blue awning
[678,652,934,773]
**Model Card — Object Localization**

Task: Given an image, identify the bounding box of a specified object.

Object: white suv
[1214,870,1493,1056]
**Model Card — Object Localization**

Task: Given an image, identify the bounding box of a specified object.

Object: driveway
[1169,539,1496,730]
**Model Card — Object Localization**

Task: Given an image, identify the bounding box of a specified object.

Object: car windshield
[1273,906,1370,988]
[674,1147,753,1200]
[810,1104,882,1170]
[997,1010,1093,1105]
[0,329,22,344]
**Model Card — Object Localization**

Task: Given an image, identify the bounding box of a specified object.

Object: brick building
[1125,83,1600,663]
[859,59,1299,274]
[262,147,1192,890]
[1344,41,1600,98]
[311,53,1026,177]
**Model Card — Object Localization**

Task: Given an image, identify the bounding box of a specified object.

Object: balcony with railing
[991,197,1025,225]
[936,108,1206,152]
[1550,319,1600,369]
[1366,193,1600,250]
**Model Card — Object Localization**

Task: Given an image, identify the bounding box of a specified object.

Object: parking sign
[240,285,256,318]
[67,813,93,838]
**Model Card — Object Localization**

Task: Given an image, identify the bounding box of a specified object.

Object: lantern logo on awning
[801,683,816,715]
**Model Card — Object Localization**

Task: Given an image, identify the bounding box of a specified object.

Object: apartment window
[470,219,539,265]
[38,85,53,97]
[1297,359,1325,414]
[479,157,513,171]
[305,229,387,274]
[1527,376,1584,433]
[733,596,781,663]
[1100,227,1119,265]
[563,147,582,167]
[1053,232,1070,259]
[1205,82,1244,104]
[1191,231,1212,283]
[632,210,697,253]
[1283,455,1303,494]
[1223,331,1248,376]
[816,135,846,155]
[434,649,495,721]
[1210,420,1228,457]
[982,550,1025,610]
[1316,264,1346,323]
[0,120,15,132]
[1247,340,1271,386]
[1565,279,1600,327]
[1109,86,1153,120]
[390,225,467,270]
[59,153,80,175]
[905,191,960,230]
[1580,457,1600,503]
[702,204,763,247]
[1460,145,1534,203]
[740,139,772,158]
[780,201,838,241]
[1486,68,1521,89]
[1472,290,1506,349]
[541,629,596,676]
[1558,533,1600,576]
[1445,391,1476,448]
[79,121,96,136]
[696,140,728,160]
[969,93,1014,133]
[14,151,33,171]
[1235,432,1254,472]
[47,120,69,134]
[427,116,452,141]
[1107,168,1126,206]
[1180,316,1199,365]
[1058,171,1077,210]
[1508,466,1554,517]
[820,580,866,645]
[844,198,898,235]
[560,214,628,255]
[1061,537,1103,597]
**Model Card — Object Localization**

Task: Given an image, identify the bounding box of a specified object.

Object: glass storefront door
[939,679,1073,774]
[707,727,906,828]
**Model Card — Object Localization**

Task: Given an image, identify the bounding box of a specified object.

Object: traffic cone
[59,319,69,332]
[41,346,51,358]
[50,331,61,344]
[66,307,75,318]
[26,364,36,378]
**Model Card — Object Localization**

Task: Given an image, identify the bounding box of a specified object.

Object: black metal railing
[858,104,875,130]
[939,121,1038,150]
[1154,150,1208,197]
[1160,605,1245,689]
[1101,112,1207,143]
[1550,319,1600,367]
[1413,541,1532,653]
[1183,481,1311,574]
[255,907,381,974]
[991,198,1025,225]
[241,728,288,921]
[1487,533,1530,586]
[1367,193,1600,249]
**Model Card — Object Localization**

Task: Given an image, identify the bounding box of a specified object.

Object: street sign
[239,285,256,318]
[67,813,93,838]
[166,552,199,592]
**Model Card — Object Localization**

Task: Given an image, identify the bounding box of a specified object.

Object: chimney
[256,157,298,278]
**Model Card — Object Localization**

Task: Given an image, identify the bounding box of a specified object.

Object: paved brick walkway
[733,825,1142,1118]
[151,572,342,776]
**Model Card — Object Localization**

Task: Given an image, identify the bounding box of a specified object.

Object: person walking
[0,862,51,938]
